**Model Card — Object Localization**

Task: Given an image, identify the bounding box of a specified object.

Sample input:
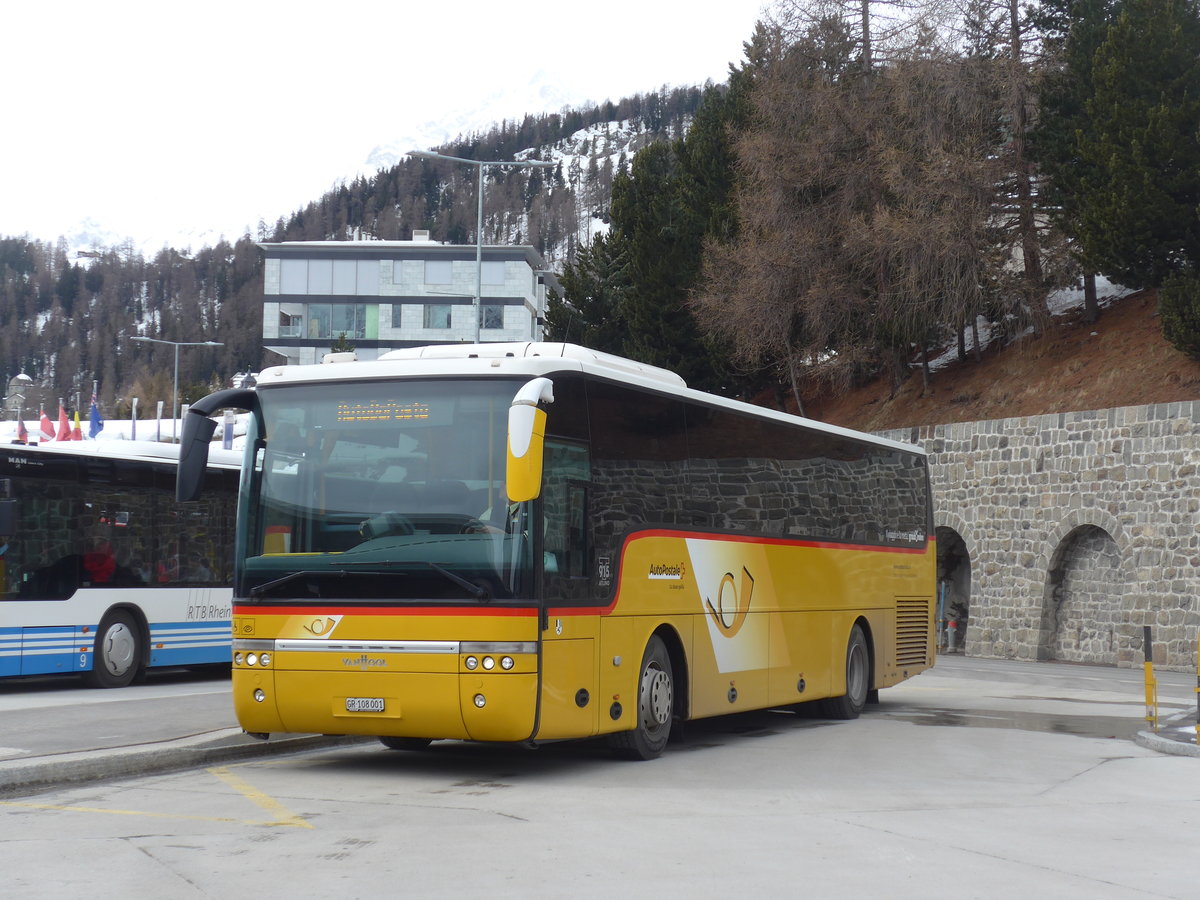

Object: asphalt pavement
[1,655,1195,799]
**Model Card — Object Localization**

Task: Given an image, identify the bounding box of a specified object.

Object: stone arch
[934,526,972,654]
[1037,512,1128,664]
[934,512,977,654]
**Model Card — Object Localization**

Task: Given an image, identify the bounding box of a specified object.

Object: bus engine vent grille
[895,598,930,666]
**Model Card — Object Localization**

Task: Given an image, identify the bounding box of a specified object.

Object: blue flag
[89,391,104,439]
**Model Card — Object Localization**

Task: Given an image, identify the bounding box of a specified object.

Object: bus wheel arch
[818,619,873,719]
[609,627,685,760]
[83,605,148,688]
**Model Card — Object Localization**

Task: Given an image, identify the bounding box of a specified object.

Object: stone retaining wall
[879,402,1200,672]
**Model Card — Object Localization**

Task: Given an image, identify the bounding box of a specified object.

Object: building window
[280,259,307,294]
[480,303,503,330]
[305,304,368,339]
[391,305,404,329]
[481,261,506,286]
[279,313,302,338]
[425,260,452,285]
[424,304,452,329]
[279,258,380,296]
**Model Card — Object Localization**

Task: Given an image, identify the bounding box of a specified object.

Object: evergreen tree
[1075,0,1200,288]
[545,233,629,352]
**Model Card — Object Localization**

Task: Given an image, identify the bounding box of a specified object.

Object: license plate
[345,697,385,713]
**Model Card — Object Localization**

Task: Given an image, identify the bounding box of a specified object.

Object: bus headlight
[234,652,244,665]
[482,656,495,670]
[465,656,479,670]
[473,694,486,708]
[259,653,271,667]
[254,689,266,703]
[246,652,259,667]
[500,656,515,670]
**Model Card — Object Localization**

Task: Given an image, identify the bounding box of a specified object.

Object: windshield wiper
[249,569,351,598]
[343,559,488,600]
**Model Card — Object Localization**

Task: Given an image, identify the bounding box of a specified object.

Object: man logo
[705,567,754,638]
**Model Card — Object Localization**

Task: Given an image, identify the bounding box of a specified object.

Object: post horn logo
[303,616,339,636]
[705,567,754,638]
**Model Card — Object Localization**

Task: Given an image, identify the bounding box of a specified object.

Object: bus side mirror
[176,387,257,502]
[506,378,554,503]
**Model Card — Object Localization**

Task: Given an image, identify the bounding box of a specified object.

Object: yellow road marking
[0,799,265,826]
[0,767,312,830]
[208,765,314,829]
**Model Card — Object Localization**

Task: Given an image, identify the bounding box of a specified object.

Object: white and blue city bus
[0,439,239,687]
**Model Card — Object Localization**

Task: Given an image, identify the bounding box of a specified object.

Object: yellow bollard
[1143,626,1158,731]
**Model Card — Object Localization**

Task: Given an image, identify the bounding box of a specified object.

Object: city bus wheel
[609,635,674,760]
[83,610,142,689]
[378,737,434,751]
[819,624,870,719]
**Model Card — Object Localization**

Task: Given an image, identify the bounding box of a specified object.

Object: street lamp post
[408,150,555,343]
[131,336,224,441]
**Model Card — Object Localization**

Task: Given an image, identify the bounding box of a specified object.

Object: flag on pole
[89,387,104,439]
[56,401,71,441]
[39,405,54,441]
[72,410,83,441]
[17,416,28,443]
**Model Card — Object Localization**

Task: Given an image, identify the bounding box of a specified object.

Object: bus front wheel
[819,624,870,719]
[84,610,142,689]
[609,635,674,760]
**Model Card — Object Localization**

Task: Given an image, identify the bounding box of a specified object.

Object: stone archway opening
[1042,525,1122,665]
[936,526,971,654]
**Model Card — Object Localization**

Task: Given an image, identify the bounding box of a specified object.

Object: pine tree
[1075,0,1200,288]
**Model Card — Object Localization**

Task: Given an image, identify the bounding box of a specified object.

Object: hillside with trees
[3,0,1199,428]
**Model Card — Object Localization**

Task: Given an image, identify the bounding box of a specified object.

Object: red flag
[39,406,54,440]
[17,418,29,443]
[56,403,71,441]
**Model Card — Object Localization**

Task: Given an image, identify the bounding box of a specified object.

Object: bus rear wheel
[84,610,142,689]
[609,635,674,760]
[818,624,870,719]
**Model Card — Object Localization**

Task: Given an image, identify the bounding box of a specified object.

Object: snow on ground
[927,277,1134,373]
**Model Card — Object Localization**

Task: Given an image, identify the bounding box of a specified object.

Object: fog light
[246,652,258,667]
[465,656,478,670]
[259,653,271,667]
[501,656,514,670]
[253,689,266,703]
[473,693,486,708]
[482,656,495,670]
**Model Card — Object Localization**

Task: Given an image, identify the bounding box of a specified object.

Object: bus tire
[84,610,142,689]
[819,624,870,720]
[609,635,673,760]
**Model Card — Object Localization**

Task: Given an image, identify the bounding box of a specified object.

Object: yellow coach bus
[178,342,935,759]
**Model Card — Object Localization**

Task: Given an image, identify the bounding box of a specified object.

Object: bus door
[536,439,597,740]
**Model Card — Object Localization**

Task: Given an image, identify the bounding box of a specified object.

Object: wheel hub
[641,666,672,727]
[103,623,136,676]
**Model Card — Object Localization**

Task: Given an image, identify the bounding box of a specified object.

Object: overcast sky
[2,0,766,252]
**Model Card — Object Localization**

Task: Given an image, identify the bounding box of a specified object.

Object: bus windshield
[239,377,532,603]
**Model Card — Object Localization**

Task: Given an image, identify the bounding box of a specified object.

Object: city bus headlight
[482,656,495,670]
[500,656,514,670]
[473,694,486,708]
[246,652,258,667]
[234,652,244,666]
[259,653,271,667]
[465,656,479,670]
[254,689,266,703]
